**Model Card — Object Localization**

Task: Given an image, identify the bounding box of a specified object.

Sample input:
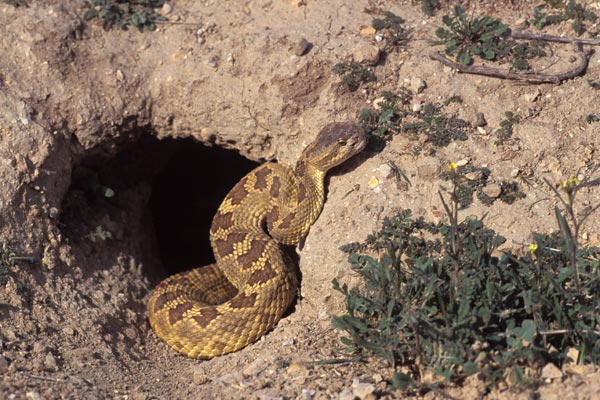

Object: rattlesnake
[147,122,367,358]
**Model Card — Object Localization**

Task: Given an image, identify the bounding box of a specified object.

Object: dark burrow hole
[148,139,259,273]
[59,134,259,279]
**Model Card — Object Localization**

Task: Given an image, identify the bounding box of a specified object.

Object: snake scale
[147,122,367,358]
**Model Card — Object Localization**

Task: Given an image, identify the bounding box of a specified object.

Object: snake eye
[337,138,347,145]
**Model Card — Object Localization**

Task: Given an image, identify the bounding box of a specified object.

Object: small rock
[565,347,580,364]
[294,38,311,56]
[338,388,355,400]
[115,69,124,81]
[287,363,306,375]
[301,388,315,400]
[242,358,267,377]
[524,89,541,102]
[473,112,487,127]
[372,373,383,384]
[411,98,422,112]
[353,42,380,65]
[541,363,563,380]
[26,392,43,400]
[360,26,376,36]
[409,77,427,94]
[0,354,8,374]
[161,3,172,14]
[191,365,209,385]
[377,163,394,179]
[368,176,379,189]
[44,352,58,371]
[456,158,470,167]
[372,97,386,110]
[352,378,375,399]
[482,184,502,198]
[563,364,589,375]
[465,171,483,181]
[510,168,520,178]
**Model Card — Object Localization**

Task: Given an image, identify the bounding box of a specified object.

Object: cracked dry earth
[1,0,600,399]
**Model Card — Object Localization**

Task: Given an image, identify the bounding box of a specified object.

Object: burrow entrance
[59,133,259,280]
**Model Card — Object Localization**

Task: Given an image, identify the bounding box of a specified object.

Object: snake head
[302,122,367,172]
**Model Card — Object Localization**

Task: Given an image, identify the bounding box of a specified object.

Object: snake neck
[294,157,327,225]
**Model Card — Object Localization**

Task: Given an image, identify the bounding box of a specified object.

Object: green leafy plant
[0,242,34,292]
[333,176,600,390]
[434,6,546,69]
[415,0,440,17]
[585,114,600,123]
[333,62,376,92]
[372,11,410,52]
[357,94,472,152]
[402,103,469,147]
[3,0,28,7]
[358,90,410,141]
[494,111,519,145]
[531,0,598,35]
[83,0,167,32]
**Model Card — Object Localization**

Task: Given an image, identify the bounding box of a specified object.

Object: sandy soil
[1,0,600,399]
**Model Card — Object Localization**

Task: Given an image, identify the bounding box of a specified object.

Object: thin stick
[430,42,589,83]
[430,28,597,84]
[19,371,70,384]
[511,31,600,45]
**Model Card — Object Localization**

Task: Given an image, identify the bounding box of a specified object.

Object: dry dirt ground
[2,0,600,399]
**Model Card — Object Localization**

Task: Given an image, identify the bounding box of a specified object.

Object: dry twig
[431,32,596,84]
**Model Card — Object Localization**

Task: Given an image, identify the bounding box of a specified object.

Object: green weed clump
[83,0,167,31]
[333,177,600,391]
[333,62,376,92]
[531,0,598,35]
[357,91,470,151]
[372,11,410,53]
[3,0,28,7]
[434,6,546,69]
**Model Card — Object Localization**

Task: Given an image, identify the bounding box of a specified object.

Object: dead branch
[430,43,590,84]
[430,31,597,84]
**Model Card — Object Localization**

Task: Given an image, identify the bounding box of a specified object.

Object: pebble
[456,158,470,167]
[287,363,306,375]
[191,365,209,385]
[368,176,379,189]
[353,43,380,65]
[565,347,580,364]
[411,98,422,112]
[510,168,520,178]
[482,184,502,198]
[377,163,394,179]
[338,388,355,400]
[44,352,58,371]
[372,97,386,110]
[242,358,268,377]
[541,363,563,380]
[473,112,487,127]
[409,77,427,94]
[465,171,483,181]
[360,26,376,36]
[26,393,42,400]
[161,3,172,14]
[0,354,8,374]
[352,378,375,399]
[301,388,315,400]
[524,89,541,102]
[294,38,311,56]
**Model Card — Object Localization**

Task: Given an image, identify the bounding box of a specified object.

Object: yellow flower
[528,243,538,253]
[448,162,458,172]
[561,177,579,190]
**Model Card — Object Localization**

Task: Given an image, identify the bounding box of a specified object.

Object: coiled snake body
[147,122,367,358]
